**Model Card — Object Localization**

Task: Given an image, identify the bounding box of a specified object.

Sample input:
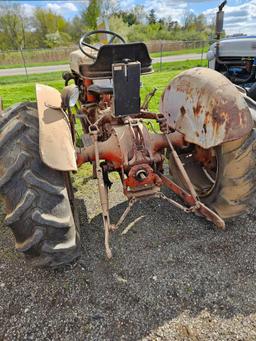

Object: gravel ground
[0,168,256,341]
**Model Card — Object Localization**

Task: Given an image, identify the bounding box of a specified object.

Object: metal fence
[0,40,209,67]
[0,46,77,66]
[146,40,208,53]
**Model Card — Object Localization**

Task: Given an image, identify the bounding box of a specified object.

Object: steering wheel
[79,30,126,60]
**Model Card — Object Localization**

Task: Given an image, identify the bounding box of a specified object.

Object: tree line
[0,0,216,51]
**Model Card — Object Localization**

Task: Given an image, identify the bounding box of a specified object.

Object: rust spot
[193,103,202,116]
[196,131,199,137]
[176,79,193,97]
[203,124,207,134]
[180,106,186,116]
[212,109,225,125]
[194,145,215,169]
[239,110,247,127]
[204,112,211,125]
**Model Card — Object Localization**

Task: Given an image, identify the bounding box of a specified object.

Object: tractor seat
[70,48,97,75]
[79,42,152,79]
[87,83,113,95]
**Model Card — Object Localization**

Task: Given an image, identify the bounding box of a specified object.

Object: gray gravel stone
[0,169,255,341]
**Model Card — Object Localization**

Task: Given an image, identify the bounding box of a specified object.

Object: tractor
[0,29,255,267]
[207,1,256,101]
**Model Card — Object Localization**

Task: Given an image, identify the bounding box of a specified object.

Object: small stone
[153,275,157,281]
[114,273,127,283]
[0,283,5,288]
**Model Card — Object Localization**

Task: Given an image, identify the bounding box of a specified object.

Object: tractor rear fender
[160,67,254,149]
[36,84,77,171]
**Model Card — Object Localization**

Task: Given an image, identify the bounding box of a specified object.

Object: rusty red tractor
[0,30,255,267]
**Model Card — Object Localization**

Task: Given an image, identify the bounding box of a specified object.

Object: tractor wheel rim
[181,147,219,198]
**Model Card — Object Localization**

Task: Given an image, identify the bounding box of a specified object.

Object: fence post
[200,41,205,66]
[0,97,3,114]
[19,47,29,81]
[160,41,163,72]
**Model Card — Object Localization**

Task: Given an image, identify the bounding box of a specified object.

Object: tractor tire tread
[212,129,256,218]
[0,102,80,267]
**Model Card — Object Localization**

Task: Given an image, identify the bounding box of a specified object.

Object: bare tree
[0,3,31,78]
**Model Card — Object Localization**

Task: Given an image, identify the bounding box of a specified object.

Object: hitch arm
[91,129,113,259]
[159,173,225,229]
[162,131,225,228]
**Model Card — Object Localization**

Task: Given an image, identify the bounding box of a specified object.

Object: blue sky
[10,0,256,35]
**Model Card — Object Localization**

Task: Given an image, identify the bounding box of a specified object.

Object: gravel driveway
[0,168,255,341]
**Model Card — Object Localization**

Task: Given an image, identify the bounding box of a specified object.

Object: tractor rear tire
[169,129,256,219]
[0,102,80,267]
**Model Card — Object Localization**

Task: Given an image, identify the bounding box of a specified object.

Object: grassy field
[0,72,174,111]
[0,59,207,110]
[0,60,68,70]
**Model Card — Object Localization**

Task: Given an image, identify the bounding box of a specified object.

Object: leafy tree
[158,18,166,30]
[116,5,146,26]
[133,5,147,24]
[117,11,138,26]
[109,16,130,41]
[184,13,197,30]
[0,3,31,77]
[82,0,100,30]
[194,14,207,32]
[147,9,156,25]
[33,8,69,46]
[44,31,71,48]
[0,3,28,49]
[100,0,120,17]
[69,16,88,42]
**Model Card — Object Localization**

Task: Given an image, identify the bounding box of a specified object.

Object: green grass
[0,60,68,70]
[0,71,64,108]
[153,59,207,72]
[141,71,180,112]
[0,72,176,111]
[0,71,63,85]
[150,46,208,58]
[0,59,207,110]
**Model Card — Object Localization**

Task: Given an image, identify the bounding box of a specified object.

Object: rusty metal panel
[36,84,77,171]
[160,67,254,149]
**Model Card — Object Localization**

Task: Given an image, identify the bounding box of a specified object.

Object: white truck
[207,1,256,101]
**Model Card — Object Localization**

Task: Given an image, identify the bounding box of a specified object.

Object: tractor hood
[207,36,256,60]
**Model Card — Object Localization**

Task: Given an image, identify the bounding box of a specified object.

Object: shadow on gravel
[0,192,255,340]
